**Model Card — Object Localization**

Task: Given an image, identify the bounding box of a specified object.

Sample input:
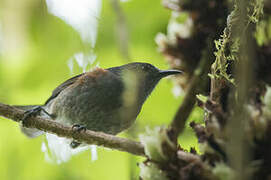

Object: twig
[110,0,130,60]
[0,102,145,156]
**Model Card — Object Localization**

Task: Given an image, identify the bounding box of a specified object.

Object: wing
[44,73,84,105]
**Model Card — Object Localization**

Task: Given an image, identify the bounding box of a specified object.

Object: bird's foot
[22,106,51,126]
[70,141,81,149]
[72,124,87,133]
[70,124,86,148]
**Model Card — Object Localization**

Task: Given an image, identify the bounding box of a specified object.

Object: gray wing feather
[45,73,84,105]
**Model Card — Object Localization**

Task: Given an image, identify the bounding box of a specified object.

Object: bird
[18,62,182,148]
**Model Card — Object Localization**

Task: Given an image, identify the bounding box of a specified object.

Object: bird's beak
[159,69,182,78]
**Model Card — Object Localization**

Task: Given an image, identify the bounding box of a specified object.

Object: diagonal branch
[168,42,213,143]
[0,102,145,157]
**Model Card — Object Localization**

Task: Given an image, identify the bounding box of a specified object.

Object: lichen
[139,126,175,162]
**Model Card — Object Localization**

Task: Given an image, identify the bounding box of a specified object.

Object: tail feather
[13,105,44,138]
[20,126,44,138]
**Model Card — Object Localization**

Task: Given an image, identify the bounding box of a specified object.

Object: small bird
[19,62,181,148]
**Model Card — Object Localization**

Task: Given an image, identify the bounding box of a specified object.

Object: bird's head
[109,62,181,79]
[108,62,182,103]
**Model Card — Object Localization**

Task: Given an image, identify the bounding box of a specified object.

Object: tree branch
[0,102,145,157]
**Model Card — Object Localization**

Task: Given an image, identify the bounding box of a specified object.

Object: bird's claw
[70,141,81,149]
[22,106,52,126]
[22,106,43,126]
[70,124,86,149]
[72,124,87,132]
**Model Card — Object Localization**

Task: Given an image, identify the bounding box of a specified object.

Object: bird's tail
[13,105,44,138]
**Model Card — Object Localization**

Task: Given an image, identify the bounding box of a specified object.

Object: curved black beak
[159,69,182,78]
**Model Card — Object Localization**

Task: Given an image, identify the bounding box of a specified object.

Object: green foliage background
[0,0,202,179]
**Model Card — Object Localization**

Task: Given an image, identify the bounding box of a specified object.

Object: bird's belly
[49,99,138,135]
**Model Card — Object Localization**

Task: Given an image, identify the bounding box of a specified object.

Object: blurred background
[0,0,203,179]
